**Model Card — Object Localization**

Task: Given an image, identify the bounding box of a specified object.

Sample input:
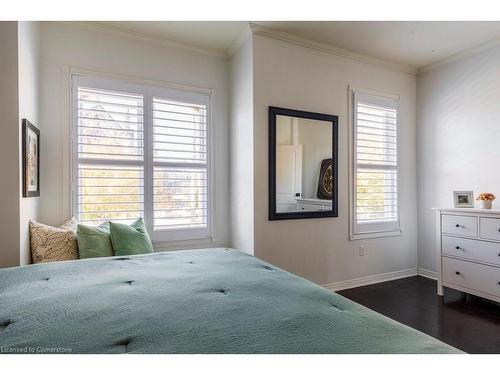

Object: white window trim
[348,86,402,241]
[70,72,215,244]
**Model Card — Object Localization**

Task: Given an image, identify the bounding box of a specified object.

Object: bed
[0,248,460,353]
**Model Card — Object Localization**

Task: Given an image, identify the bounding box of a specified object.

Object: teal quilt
[0,248,460,353]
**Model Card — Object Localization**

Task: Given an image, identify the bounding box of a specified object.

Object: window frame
[349,86,402,240]
[70,73,214,244]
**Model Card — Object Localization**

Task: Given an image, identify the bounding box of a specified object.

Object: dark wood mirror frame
[269,106,338,220]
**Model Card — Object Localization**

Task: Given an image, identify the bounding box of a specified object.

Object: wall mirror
[269,107,338,220]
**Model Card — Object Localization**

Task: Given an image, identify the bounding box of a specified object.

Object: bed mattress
[0,248,460,353]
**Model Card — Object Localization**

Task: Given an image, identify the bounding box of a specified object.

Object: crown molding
[418,36,500,74]
[46,22,500,75]
[249,23,417,75]
[69,21,229,59]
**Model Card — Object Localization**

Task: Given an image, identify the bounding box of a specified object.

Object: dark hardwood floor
[337,276,500,353]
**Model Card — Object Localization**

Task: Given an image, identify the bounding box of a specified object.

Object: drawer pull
[498,228,500,232]
[455,246,460,250]
[455,224,461,228]
[455,271,461,275]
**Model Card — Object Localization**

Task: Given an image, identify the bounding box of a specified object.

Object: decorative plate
[317,159,333,200]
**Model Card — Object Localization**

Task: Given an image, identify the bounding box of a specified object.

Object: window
[350,89,400,239]
[72,75,212,243]
[152,97,208,233]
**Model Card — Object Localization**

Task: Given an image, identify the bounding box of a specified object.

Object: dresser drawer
[442,257,500,298]
[441,214,478,237]
[299,203,325,212]
[480,217,500,241]
[442,236,500,266]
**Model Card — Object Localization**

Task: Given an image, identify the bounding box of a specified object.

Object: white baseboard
[322,268,418,292]
[417,268,438,280]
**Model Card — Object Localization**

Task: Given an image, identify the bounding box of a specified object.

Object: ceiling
[98,21,247,55]
[257,22,500,69]
[98,21,500,70]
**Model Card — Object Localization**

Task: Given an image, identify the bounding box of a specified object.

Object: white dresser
[435,208,500,303]
[295,198,332,212]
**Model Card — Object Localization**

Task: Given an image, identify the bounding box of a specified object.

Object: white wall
[18,21,41,265]
[0,22,21,267]
[252,34,418,285]
[39,22,230,249]
[417,44,500,273]
[9,22,498,283]
[229,34,254,254]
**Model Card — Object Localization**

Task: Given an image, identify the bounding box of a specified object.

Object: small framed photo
[22,119,40,197]
[453,191,474,208]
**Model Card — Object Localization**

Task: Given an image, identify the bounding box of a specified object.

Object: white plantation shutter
[152,97,209,235]
[351,91,400,238]
[77,87,145,224]
[72,75,212,242]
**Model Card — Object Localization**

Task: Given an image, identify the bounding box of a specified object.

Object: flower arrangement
[477,192,496,201]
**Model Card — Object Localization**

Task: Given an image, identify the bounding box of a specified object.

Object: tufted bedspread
[0,248,460,353]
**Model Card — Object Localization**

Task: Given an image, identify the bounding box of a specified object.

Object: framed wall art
[22,119,40,197]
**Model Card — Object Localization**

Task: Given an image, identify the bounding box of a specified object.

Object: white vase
[479,200,492,209]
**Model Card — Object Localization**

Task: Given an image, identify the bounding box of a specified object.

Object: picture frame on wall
[453,190,473,208]
[22,119,40,197]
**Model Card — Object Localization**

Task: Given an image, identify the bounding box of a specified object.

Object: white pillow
[30,218,79,263]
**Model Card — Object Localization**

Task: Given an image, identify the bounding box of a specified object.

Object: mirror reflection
[275,115,333,213]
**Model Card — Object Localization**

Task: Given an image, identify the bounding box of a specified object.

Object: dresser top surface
[433,207,500,214]
[296,198,332,204]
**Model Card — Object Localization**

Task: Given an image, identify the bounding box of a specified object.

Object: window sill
[350,229,402,241]
[153,236,215,252]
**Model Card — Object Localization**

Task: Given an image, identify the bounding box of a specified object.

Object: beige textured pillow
[30,218,79,263]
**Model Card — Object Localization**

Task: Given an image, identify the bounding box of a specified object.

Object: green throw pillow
[109,218,154,256]
[77,222,114,259]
